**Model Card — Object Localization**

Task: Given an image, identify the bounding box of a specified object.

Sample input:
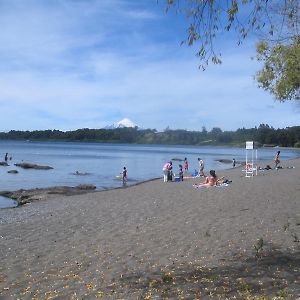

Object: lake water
[0,196,18,208]
[1,140,299,195]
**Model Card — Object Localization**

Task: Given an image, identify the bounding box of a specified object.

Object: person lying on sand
[193,170,219,187]
[258,165,272,171]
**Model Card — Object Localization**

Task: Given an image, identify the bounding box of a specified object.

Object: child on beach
[122,167,127,185]
[198,158,205,176]
[232,158,236,168]
[184,158,189,172]
[193,170,218,187]
[178,164,184,181]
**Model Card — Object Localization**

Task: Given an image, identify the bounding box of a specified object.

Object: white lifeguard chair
[245,141,258,177]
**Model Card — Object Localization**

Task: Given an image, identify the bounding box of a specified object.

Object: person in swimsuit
[274,151,280,168]
[198,158,205,176]
[178,164,184,181]
[184,157,189,172]
[193,170,218,187]
[122,167,127,185]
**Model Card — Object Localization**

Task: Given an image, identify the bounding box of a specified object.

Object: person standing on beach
[122,167,127,185]
[162,161,172,182]
[184,158,189,173]
[232,158,236,168]
[178,164,184,181]
[167,161,173,181]
[4,153,8,162]
[274,151,280,168]
[198,158,205,176]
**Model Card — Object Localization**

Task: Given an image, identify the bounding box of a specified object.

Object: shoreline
[1,141,299,197]
[0,156,296,208]
[0,177,162,207]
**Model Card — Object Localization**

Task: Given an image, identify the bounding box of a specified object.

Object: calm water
[1,141,299,194]
[0,196,17,208]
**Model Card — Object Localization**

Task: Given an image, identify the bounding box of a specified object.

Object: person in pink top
[162,161,172,182]
[184,157,188,172]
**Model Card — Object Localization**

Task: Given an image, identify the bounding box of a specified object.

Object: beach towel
[216,183,229,188]
[193,183,230,189]
[184,175,199,179]
[193,184,209,189]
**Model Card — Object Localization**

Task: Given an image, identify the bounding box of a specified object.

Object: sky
[0,0,299,132]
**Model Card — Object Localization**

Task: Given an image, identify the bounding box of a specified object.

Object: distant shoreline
[1,138,300,150]
[1,124,300,148]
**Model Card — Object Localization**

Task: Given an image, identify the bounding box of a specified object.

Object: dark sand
[0,159,299,299]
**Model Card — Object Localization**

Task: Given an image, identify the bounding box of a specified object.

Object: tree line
[0,124,299,147]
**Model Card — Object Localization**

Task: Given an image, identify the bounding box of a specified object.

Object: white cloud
[0,0,298,132]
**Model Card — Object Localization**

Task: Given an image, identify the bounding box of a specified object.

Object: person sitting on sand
[258,164,272,171]
[193,170,218,187]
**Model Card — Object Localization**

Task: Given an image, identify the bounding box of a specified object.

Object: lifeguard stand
[245,141,258,177]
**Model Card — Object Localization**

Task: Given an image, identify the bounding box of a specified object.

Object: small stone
[7,170,18,174]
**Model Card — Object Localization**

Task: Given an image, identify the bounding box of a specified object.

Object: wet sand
[0,159,299,299]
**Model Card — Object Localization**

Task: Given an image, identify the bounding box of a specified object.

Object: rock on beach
[7,170,18,174]
[14,162,53,170]
[0,184,96,206]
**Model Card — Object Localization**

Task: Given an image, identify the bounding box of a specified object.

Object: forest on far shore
[0,124,300,148]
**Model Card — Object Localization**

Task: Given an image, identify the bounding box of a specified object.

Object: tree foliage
[256,37,300,100]
[1,125,299,147]
[165,0,300,100]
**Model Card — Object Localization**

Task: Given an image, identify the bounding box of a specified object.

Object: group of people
[162,157,223,187]
[162,157,206,183]
[258,151,281,171]
[4,152,12,162]
[123,150,281,187]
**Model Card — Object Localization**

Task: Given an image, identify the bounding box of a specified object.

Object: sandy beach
[0,159,299,299]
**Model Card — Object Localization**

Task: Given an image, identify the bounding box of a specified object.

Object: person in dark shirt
[122,167,127,185]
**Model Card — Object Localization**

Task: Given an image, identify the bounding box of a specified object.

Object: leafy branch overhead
[165,0,300,101]
[256,38,300,101]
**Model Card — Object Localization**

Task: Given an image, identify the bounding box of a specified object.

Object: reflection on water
[0,196,18,209]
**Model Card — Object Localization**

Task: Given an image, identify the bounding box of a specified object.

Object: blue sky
[0,0,299,132]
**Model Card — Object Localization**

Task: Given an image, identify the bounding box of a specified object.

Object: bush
[294,142,300,148]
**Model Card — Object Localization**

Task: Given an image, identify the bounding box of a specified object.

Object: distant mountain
[105,118,138,129]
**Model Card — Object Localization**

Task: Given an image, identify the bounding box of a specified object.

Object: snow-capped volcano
[116,118,137,128]
[105,118,138,129]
